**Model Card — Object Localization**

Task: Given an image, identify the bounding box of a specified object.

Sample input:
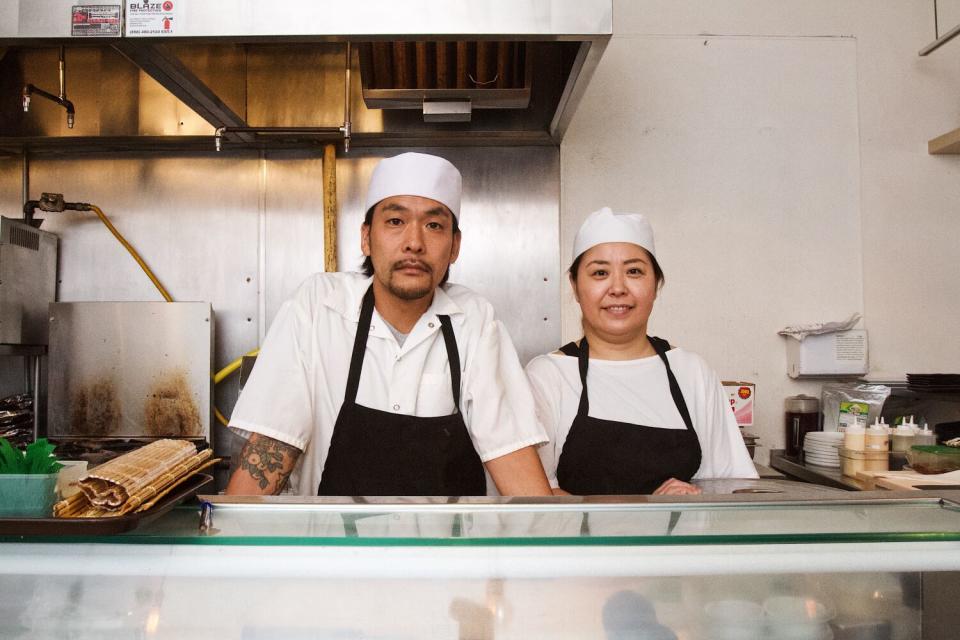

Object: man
[226,152,552,496]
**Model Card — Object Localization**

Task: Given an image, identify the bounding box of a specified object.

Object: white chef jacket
[229,272,547,495]
[525,346,758,489]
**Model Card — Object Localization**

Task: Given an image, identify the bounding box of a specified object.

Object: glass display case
[2,490,960,639]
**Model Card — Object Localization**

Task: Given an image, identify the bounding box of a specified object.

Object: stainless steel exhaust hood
[0,0,611,153]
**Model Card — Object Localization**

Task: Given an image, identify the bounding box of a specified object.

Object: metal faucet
[22,46,75,129]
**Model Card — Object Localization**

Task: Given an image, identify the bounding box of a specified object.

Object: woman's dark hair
[569,248,665,290]
[360,205,461,285]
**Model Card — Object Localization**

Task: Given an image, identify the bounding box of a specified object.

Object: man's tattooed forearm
[238,436,299,492]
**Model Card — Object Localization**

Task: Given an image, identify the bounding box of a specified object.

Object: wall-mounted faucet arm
[22,84,75,128]
[21,46,75,128]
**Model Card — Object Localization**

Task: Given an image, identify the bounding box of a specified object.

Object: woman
[527,208,757,496]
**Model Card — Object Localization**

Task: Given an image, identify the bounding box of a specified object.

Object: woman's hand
[652,478,702,496]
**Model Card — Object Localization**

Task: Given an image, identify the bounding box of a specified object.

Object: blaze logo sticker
[162,1,173,10]
[738,386,751,399]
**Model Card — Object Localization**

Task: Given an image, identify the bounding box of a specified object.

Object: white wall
[561,0,960,463]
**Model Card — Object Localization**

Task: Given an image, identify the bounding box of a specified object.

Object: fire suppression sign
[71,5,122,37]
[126,0,179,36]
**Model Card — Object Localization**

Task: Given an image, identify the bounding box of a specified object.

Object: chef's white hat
[364,152,462,219]
[573,207,656,260]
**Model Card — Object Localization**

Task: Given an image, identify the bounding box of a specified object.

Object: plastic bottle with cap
[891,416,916,453]
[844,423,866,452]
[865,416,889,451]
[915,422,937,446]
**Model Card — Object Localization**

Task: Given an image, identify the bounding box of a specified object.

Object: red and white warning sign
[126,0,179,36]
[71,5,122,37]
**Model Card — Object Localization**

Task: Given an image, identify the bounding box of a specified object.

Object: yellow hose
[88,204,173,303]
[213,349,260,426]
[86,202,256,427]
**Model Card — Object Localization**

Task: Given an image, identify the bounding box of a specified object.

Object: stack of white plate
[803,431,843,468]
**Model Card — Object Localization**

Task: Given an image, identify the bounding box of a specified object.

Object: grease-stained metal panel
[136,69,214,136]
[30,154,260,378]
[0,157,20,207]
[247,44,345,128]
[47,302,212,439]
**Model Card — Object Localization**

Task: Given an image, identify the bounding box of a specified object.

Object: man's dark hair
[568,250,665,290]
[361,205,461,285]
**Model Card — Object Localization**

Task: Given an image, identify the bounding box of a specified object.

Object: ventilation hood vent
[359,41,531,110]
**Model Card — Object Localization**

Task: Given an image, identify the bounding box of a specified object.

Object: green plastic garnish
[0,438,64,475]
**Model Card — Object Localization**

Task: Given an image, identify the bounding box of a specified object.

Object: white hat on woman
[364,152,462,218]
[572,207,656,259]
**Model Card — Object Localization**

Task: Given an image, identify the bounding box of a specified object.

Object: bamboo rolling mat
[53,439,219,518]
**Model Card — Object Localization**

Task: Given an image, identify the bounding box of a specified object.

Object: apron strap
[575,338,590,417]
[559,341,581,357]
[437,314,462,411]
[344,285,376,405]
[345,285,463,412]
[649,336,695,432]
[567,335,695,432]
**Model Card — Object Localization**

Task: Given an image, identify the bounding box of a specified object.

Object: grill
[9,225,40,251]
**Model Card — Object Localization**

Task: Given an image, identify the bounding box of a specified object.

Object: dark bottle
[784,394,820,458]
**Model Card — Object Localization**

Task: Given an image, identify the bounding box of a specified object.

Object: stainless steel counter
[769,449,867,490]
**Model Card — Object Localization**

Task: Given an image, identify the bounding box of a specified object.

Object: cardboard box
[722,381,755,427]
[786,329,868,378]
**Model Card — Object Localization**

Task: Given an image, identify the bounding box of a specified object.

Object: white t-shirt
[230,272,547,495]
[525,346,757,489]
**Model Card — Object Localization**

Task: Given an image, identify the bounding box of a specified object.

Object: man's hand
[484,445,553,496]
[652,477,702,496]
[225,433,302,495]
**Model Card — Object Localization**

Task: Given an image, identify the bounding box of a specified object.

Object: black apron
[555,336,703,495]
[318,285,487,496]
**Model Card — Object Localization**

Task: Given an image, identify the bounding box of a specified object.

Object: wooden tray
[856,469,960,491]
[0,473,212,537]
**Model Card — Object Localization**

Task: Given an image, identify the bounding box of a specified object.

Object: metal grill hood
[0,1,611,151]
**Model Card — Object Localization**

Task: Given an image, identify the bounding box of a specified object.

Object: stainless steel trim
[423,100,472,123]
[215,127,346,152]
[199,493,954,513]
[919,21,960,55]
[549,38,608,141]
[123,0,613,39]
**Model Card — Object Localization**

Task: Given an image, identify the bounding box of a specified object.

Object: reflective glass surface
[11,498,960,546]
